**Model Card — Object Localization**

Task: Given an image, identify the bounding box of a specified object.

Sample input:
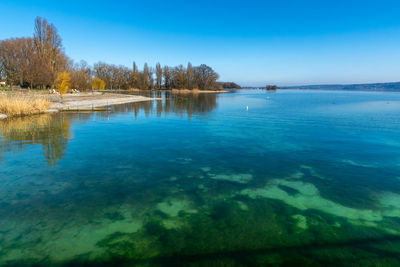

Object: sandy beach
[0,92,158,119]
[50,92,159,111]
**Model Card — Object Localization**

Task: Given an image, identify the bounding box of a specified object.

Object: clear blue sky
[1,0,400,86]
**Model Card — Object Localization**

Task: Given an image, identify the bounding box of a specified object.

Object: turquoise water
[1,89,400,266]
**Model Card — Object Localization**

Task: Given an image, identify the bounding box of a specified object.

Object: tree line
[0,17,221,91]
[93,61,220,90]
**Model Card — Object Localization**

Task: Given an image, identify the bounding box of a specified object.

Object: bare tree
[142,63,150,90]
[187,62,193,89]
[132,61,138,88]
[172,65,187,89]
[70,60,92,90]
[33,16,65,77]
[94,62,113,89]
[193,64,219,90]
[0,38,22,86]
[155,62,162,89]
[163,65,171,90]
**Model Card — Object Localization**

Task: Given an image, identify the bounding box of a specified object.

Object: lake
[1,89,400,266]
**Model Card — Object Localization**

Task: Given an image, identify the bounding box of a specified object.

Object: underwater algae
[292,214,308,230]
[0,205,143,264]
[240,171,400,233]
[1,166,400,266]
[207,173,253,184]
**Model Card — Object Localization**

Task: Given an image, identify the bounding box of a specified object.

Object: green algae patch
[237,200,249,211]
[156,199,197,217]
[200,166,211,172]
[292,214,308,230]
[378,192,400,218]
[240,175,400,235]
[0,205,143,265]
[241,179,383,226]
[300,165,327,180]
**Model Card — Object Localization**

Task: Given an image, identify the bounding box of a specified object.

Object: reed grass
[171,89,199,94]
[0,93,50,116]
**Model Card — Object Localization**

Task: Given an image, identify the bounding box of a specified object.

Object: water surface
[1,90,400,266]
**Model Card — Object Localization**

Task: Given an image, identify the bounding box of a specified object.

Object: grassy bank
[0,93,50,117]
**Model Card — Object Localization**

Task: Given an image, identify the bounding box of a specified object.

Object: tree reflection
[0,114,71,166]
[0,93,218,165]
[101,92,218,119]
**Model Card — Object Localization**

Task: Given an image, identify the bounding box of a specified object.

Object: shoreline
[52,93,159,111]
[0,93,159,119]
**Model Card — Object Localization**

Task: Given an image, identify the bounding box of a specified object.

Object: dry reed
[0,93,50,116]
[171,89,200,94]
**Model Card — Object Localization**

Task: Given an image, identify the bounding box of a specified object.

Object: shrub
[55,72,71,94]
[92,77,106,91]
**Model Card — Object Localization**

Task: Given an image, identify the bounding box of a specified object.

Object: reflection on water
[108,91,218,119]
[1,90,400,266]
[0,114,71,166]
[0,93,218,166]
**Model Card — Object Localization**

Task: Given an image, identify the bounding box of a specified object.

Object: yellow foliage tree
[92,77,106,91]
[54,72,71,94]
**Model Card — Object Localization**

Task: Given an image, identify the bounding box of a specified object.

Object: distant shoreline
[280,81,400,92]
